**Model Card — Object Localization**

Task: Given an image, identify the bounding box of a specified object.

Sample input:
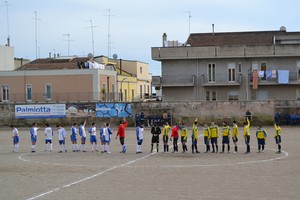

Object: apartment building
[152,28,300,101]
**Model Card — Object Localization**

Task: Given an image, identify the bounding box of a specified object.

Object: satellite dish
[280,26,286,32]
[87,53,94,58]
[113,54,118,59]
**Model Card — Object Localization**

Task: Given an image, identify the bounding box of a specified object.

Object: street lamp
[120,77,127,101]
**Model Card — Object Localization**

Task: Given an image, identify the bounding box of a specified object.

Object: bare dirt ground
[0,125,299,200]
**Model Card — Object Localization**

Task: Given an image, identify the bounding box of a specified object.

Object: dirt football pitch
[0,126,300,200]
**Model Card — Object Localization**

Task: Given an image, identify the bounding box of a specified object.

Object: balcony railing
[152,75,195,87]
[249,72,300,85]
[201,74,242,86]
[0,92,148,103]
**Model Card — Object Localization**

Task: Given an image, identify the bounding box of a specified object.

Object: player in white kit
[44,123,53,151]
[79,120,87,152]
[57,124,67,153]
[11,125,19,153]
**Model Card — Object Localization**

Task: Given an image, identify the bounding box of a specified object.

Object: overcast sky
[0,0,299,75]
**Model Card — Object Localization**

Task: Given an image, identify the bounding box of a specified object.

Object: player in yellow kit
[162,122,171,152]
[209,121,219,153]
[232,120,239,153]
[203,123,211,153]
[221,121,230,153]
[180,123,188,153]
[274,123,281,154]
[256,125,267,153]
[191,119,200,154]
[243,118,251,154]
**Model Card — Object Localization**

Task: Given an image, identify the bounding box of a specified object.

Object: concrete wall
[0,45,14,71]
[2,100,300,127]
[152,45,300,60]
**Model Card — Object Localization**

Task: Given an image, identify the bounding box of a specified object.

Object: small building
[152,28,300,101]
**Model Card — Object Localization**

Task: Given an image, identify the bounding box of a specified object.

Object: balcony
[152,75,195,87]
[201,74,242,86]
[249,72,300,85]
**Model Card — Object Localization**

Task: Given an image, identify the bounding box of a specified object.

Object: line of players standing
[9,115,282,155]
[147,116,282,154]
[9,119,129,154]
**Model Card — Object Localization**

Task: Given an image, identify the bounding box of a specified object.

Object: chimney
[49,52,51,58]
[212,24,215,36]
[57,53,60,58]
[54,53,56,58]
[7,37,10,47]
[162,33,167,47]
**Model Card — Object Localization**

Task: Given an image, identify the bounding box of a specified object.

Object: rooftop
[186,30,300,47]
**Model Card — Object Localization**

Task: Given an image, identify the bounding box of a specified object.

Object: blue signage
[95,103,132,118]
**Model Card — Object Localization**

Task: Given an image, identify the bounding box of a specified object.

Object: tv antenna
[63,33,73,56]
[89,20,96,55]
[33,11,41,59]
[104,9,114,58]
[2,1,11,46]
[186,11,193,35]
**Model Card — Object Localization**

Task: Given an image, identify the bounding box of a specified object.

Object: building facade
[152,29,300,101]
[0,57,116,103]
[0,55,152,103]
[96,57,152,102]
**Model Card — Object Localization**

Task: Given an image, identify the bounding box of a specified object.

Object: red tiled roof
[186,30,297,47]
[16,57,92,70]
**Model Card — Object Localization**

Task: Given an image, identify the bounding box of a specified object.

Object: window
[297,89,300,100]
[45,84,51,100]
[1,85,9,102]
[124,89,127,102]
[140,85,143,99]
[140,66,143,74]
[260,62,267,80]
[206,91,216,101]
[208,63,216,82]
[256,91,269,100]
[26,84,32,101]
[147,85,150,94]
[228,63,236,82]
[238,63,242,73]
[132,89,135,101]
[228,91,239,101]
[297,62,300,81]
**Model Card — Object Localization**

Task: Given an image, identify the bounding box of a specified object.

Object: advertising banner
[15,104,66,119]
